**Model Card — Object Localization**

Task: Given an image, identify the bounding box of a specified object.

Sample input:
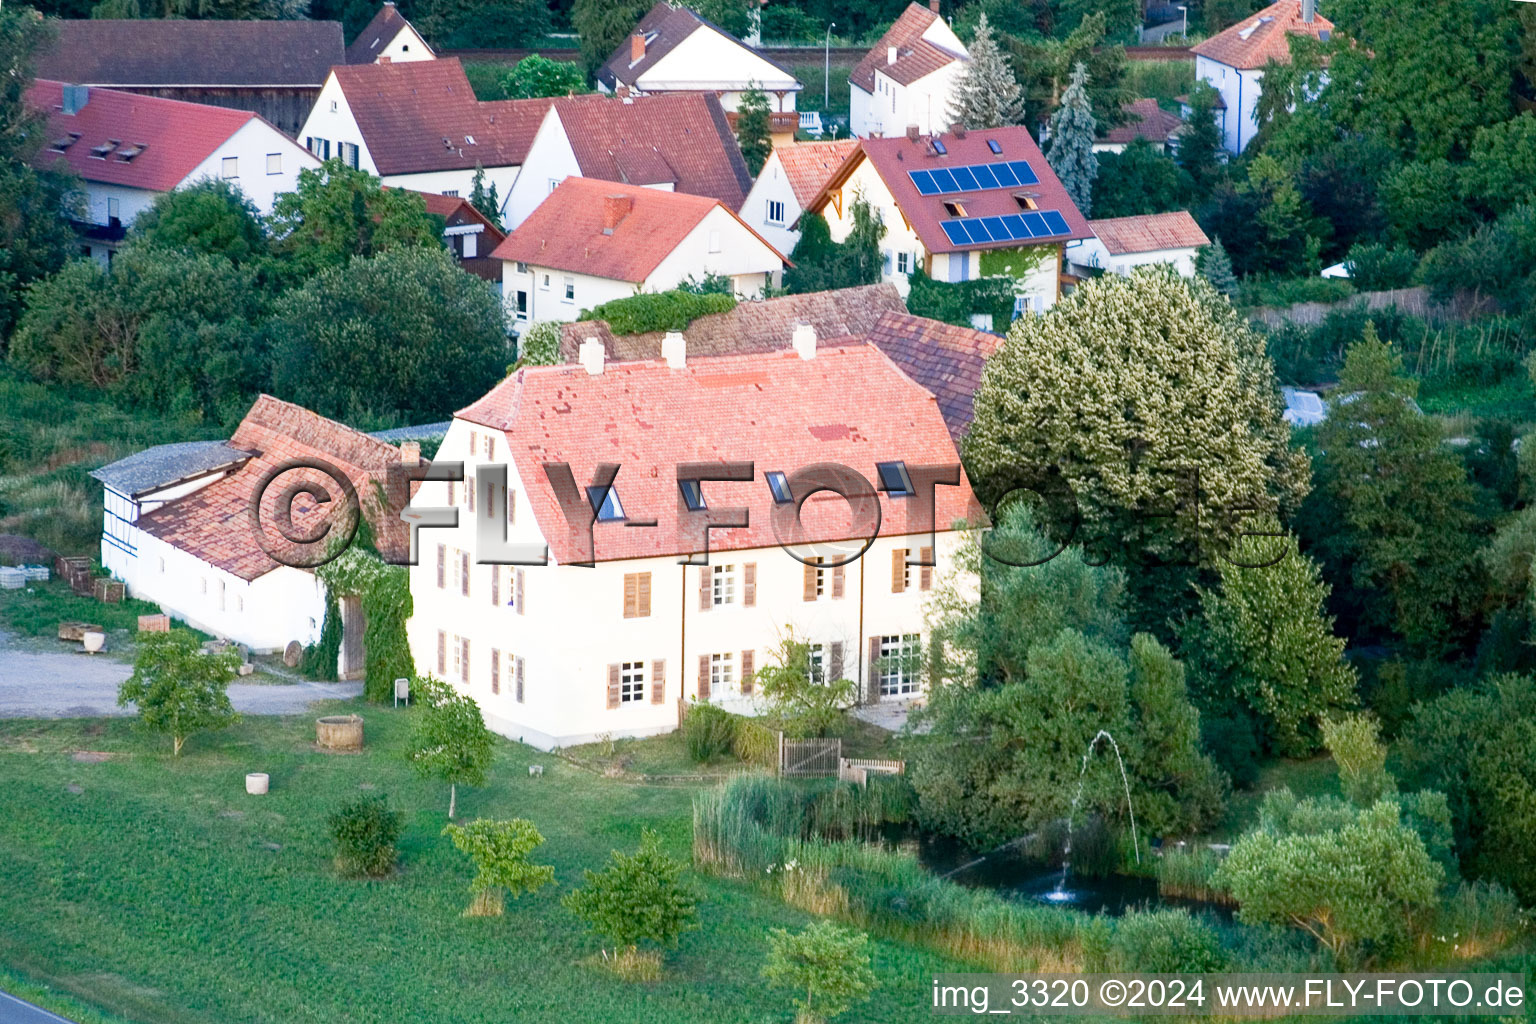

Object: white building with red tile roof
[1067,211,1210,278]
[850,1,969,139]
[407,335,982,749]
[28,81,318,263]
[1095,98,1185,154]
[345,2,435,65]
[495,178,786,325]
[738,138,857,255]
[1193,0,1333,153]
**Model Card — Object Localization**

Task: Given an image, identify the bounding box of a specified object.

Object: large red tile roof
[332,59,553,175]
[551,92,754,210]
[346,2,432,64]
[135,396,406,581]
[774,139,858,208]
[1192,0,1333,70]
[850,2,967,92]
[1101,98,1185,146]
[1089,211,1209,255]
[864,311,1000,441]
[28,81,269,193]
[456,344,983,564]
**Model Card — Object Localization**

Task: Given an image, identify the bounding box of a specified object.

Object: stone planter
[82,631,105,654]
[316,715,364,752]
[245,772,269,795]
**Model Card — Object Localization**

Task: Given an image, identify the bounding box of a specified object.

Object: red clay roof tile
[850,2,967,92]
[1192,0,1333,70]
[1089,211,1209,255]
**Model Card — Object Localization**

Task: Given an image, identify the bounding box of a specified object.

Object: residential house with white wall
[1094,98,1185,154]
[739,139,856,256]
[849,1,969,139]
[90,396,406,665]
[405,335,983,749]
[502,92,753,230]
[1066,211,1210,279]
[494,178,786,325]
[346,2,435,64]
[598,2,801,140]
[1192,0,1333,154]
[801,125,1090,314]
[297,59,552,219]
[29,81,318,263]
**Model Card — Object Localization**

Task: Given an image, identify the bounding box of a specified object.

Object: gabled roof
[135,395,406,581]
[35,19,342,88]
[558,283,906,362]
[807,125,1091,255]
[455,344,983,564]
[773,139,859,208]
[1101,98,1184,145]
[332,59,553,175]
[399,189,506,243]
[346,2,433,64]
[1089,211,1209,255]
[492,178,783,283]
[598,2,796,91]
[864,310,1000,442]
[1192,0,1333,70]
[90,441,253,499]
[550,92,754,210]
[28,81,279,193]
[850,2,967,92]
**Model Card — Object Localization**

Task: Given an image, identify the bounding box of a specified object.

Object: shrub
[442,818,555,916]
[1344,242,1418,290]
[1095,909,1227,973]
[328,794,404,878]
[1424,881,1526,962]
[762,922,877,1024]
[581,289,736,335]
[117,629,240,756]
[682,703,738,763]
[562,828,699,962]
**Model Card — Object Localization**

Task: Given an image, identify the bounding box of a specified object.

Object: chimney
[399,440,420,467]
[661,330,686,369]
[950,122,966,138]
[580,337,605,376]
[929,0,939,12]
[887,45,898,65]
[602,194,632,234]
[61,84,89,116]
[379,55,392,64]
[906,124,920,142]
[792,323,816,360]
[631,32,646,62]
[1300,0,1315,21]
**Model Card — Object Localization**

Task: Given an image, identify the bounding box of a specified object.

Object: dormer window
[679,479,706,511]
[766,471,792,504]
[89,139,119,159]
[116,143,145,162]
[465,134,476,145]
[876,461,914,497]
[942,201,966,217]
[587,484,626,521]
[51,132,80,152]
[1014,193,1038,211]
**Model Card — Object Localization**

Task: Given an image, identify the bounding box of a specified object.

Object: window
[620,661,646,703]
[306,137,330,160]
[879,634,921,696]
[932,138,948,155]
[766,200,785,225]
[540,273,550,290]
[680,479,706,511]
[710,652,734,697]
[329,99,338,113]
[442,189,459,198]
[514,290,529,320]
[712,564,736,606]
[882,249,892,275]
[708,229,722,253]
[766,471,792,504]
[587,484,625,521]
[159,557,166,574]
[548,178,559,193]
[987,139,1003,155]
[339,142,360,169]
[942,200,966,217]
[563,277,575,302]
[462,232,477,258]
[266,152,282,175]
[876,460,914,496]
[895,548,912,592]
[221,156,238,179]
[807,643,826,685]
[107,197,120,222]
[623,571,651,618]
[1015,194,1039,211]
[515,261,529,273]
[897,252,911,274]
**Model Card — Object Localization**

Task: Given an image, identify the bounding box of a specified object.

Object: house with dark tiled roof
[1095,98,1185,154]
[739,138,857,255]
[1193,0,1333,153]
[1067,211,1210,279]
[346,2,435,65]
[404,190,506,281]
[802,124,1090,314]
[502,92,753,230]
[597,2,801,139]
[91,396,409,662]
[864,311,1000,442]
[495,178,786,325]
[850,1,969,139]
[28,81,318,263]
[409,334,983,749]
[296,58,552,222]
[34,19,344,136]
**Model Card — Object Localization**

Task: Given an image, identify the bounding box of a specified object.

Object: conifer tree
[468,165,502,227]
[1046,62,1098,215]
[1197,238,1238,296]
[736,82,773,176]
[946,13,1025,130]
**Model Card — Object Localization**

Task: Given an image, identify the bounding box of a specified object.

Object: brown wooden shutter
[508,487,516,524]
[515,657,525,702]
[461,638,470,683]
[467,476,475,513]
[867,636,882,702]
[920,546,934,591]
[491,566,500,606]
[637,572,651,617]
[891,549,906,593]
[461,552,471,597]
[829,640,845,682]
[623,573,638,618]
[832,563,845,599]
[740,649,755,694]
[437,630,446,675]
[803,561,817,601]
[448,480,456,505]
[651,659,666,704]
[491,647,500,694]
[436,544,446,589]
[698,654,711,701]
[742,563,756,607]
[607,663,621,708]
[699,567,711,611]
[515,569,525,614]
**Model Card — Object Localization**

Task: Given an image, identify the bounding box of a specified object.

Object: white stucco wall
[181,118,319,216]
[503,109,581,229]
[1067,237,1200,278]
[1195,54,1258,154]
[738,149,804,256]
[373,24,434,63]
[297,74,376,172]
[632,28,800,109]
[505,265,637,323]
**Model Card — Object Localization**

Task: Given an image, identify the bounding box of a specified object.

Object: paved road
[0,631,362,718]
[0,989,77,1024]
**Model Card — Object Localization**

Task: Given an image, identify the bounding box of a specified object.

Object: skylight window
[942,201,967,217]
[766,471,792,504]
[931,138,948,155]
[986,139,1002,155]
[876,461,914,496]
[586,484,626,521]
[679,479,706,511]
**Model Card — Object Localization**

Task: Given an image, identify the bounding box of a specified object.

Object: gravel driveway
[0,630,362,718]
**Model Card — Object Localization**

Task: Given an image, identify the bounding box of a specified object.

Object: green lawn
[0,706,967,1024]
[0,578,164,640]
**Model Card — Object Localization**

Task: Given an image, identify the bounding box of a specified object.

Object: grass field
[0,706,968,1024]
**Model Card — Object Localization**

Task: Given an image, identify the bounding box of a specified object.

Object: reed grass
[1155,847,1234,904]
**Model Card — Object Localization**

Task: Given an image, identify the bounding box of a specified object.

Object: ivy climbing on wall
[315,545,413,703]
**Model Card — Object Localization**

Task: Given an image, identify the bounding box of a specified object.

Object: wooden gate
[339,595,366,681]
[779,736,842,777]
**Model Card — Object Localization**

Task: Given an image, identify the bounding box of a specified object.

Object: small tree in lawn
[562,828,698,978]
[117,629,240,756]
[329,794,405,878]
[467,164,501,226]
[1046,62,1098,217]
[442,818,555,916]
[406,675,493,819]
[736,82,773,176]
[762,921,877,1024]
[947,13,1025,131]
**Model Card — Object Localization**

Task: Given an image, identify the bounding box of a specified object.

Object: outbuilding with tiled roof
[849,1,969,139]
[346,2,435,65]
[1096,98,1185,153]
[1066,210,1210,279]
[1193,0,1334,153]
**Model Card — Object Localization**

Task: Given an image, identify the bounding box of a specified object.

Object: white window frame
[766,199,785,226]
[620,661,646,703]
[266,152,282,175]
[221,156,238,179]
[878,634,921,696]
[712,563,736,606]
[710,652,734,699]
[563,276,575,303]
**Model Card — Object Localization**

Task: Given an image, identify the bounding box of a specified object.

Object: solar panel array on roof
[939,209,1072,246]
[909,160,1039,196]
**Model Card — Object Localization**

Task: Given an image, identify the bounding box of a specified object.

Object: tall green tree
[415,0,550,47]
[947,14,1025,131]
[1045,62,1097,215]
[268,161,443,282]
[1090,138,1195,218]
[467,164,501,226]
[1195,238,1237,296]
[404,674,495,819]
[131,179,269,265]
[117,630,241,756]
[783,198,884,293]
[573,0,649,74]
[501,53,587,98]
[1004,13,1134,132]
[735,82,773,177]
[1176,82,1223,193]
